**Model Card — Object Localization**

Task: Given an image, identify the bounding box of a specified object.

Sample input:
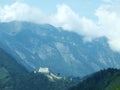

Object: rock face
[0,21,120,77]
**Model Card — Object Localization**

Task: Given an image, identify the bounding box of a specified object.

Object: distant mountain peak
[0,21,120,77]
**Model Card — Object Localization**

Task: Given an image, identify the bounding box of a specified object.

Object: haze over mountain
[0,0,120,53]
[0,21,120,77]
[0,47,73,90]
[1,45,120,90]
[0,0,120,90]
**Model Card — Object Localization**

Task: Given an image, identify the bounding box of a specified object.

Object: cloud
[49,4,82,31]
[51,1,120,52]
[49,4,104,41]
[0,1,120,52]
[0,2,47,23]
[0,2,103,40]
[95,0,120,52]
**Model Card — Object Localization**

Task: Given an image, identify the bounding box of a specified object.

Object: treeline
[69,68,120,90]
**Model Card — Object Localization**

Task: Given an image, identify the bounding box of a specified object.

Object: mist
[0,1,120,52]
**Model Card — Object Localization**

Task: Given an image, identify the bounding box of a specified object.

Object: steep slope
[0,48,28,89]
[0,21,120,77]
[0,48,28,75]
[69,68,120,90]
[0,48,74,90]
[13,72,74,90]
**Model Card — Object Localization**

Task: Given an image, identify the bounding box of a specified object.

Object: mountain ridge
[0,47,74,90]
[0,21,120,77]
[69,68,120,90]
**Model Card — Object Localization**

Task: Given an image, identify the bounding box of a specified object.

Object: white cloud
[0,2,46,23]
[49,4,104,41]
[51,1,120,52]
[0,2,102,40]
[95,1,120,52]
[49,4,82,31]
[1,1,120,52]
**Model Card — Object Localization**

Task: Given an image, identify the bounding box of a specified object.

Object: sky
[0,0,104,19]
[0,0,120,53]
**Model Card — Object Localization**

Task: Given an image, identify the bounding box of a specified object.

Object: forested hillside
[0,48,74,90]
[69,68,120,90]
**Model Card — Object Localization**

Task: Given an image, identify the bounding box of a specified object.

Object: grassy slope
[0,48,28,75]
[0,48,74,90]
[0,67,9,80]
[69,68,120,90]
[105,73,120,90]
[0,48,28,89]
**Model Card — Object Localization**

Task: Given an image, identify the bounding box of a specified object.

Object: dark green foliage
[13,72,52,90]
[69,68,120,90]
[0,48,28,90]
[0,48,28,76]
[0,48,74,90]
[11,72,73,90]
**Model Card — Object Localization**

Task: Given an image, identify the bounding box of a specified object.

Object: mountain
[0,48,28,76]
[0,48,28,89]
[0,47,74,90]
[69,68,120,90]
[14,72,75,90]
[0,21,120,77]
